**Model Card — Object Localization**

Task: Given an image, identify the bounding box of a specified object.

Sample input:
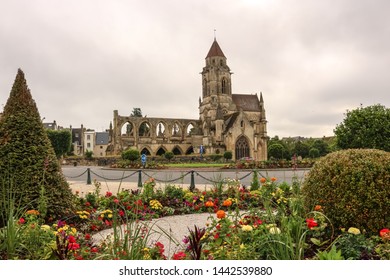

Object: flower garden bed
[1,177,389,260]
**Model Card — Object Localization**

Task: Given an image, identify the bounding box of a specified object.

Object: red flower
[91,247,99,253]
[105,191,112,197]
[18,217,25,224]
[119,210,125,217]
[380,228,390,240]
[113,198,119,204]
[68,242,80,251]
[68,235,77,243]
[85,201,91,207]
[84,233,91,240]
[306,218,318,229]
[172,251,187,260]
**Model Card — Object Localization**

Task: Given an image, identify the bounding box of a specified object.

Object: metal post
[189,170,195,192]
[87,168,92,185]
[138,170,143,188]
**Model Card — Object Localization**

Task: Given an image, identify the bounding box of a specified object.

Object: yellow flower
[40,225,51,231]
[108,214,113,218]
[347,227,361,235]
[71,227,77,235]
[240,244,245,250]
[242,225,253,232]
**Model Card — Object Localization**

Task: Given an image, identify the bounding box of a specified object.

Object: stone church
[109,39,268,161]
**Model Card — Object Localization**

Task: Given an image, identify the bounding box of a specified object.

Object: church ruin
[109,39,268,161]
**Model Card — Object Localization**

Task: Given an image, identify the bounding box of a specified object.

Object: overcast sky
[1,0,389,137]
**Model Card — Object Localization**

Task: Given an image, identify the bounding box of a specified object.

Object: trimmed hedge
[302,149,390,234]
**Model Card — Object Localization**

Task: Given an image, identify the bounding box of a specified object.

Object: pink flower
[18,217,25,224]
[113,198,119,204]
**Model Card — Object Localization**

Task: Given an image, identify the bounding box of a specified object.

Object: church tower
[199,39,237,139]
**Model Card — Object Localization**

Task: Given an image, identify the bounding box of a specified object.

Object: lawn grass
[165,162,227,168]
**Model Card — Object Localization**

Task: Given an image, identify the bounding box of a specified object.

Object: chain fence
[65,168,283,191]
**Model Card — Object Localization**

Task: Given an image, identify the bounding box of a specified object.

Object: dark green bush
[302,149,390,234]
[121,148,140,161]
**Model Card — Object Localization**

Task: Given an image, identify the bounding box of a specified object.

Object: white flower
[269,226,281,234]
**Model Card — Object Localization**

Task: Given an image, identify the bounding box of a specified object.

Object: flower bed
[0,177,389,260]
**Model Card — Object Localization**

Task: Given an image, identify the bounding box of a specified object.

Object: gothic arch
[156,146,167,156]
[186,122,196,136]
[140,147,151,155]
[120,121,135,136]
[156,121,167,137]
[235,135,250,160]
[185,146,194,155]
[172,146,183,155]
[139,121,151,137]
[171,122,182,136]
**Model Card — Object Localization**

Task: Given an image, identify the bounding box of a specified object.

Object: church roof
[232,94,261,112]
[206,39,226,58]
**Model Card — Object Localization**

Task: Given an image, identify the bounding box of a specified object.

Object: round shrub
[302,149,390,234]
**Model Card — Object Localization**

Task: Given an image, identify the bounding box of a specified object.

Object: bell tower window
[221,78,226,94]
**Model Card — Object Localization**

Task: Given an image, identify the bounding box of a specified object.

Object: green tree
[223,151,233,161]
[46,130,72,158]
[309,148,320,158]
[164,151,174,161]
[311,139,329,156]
[334,104,390,151]
[0,69,75,226]
[131,108,142,117]
[292,141,310,158]
[268,143,288,160]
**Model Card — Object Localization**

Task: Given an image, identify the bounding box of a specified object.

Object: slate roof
[232,94,261,112]
[95,132,109,145]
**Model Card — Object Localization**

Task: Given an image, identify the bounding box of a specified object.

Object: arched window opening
[221,78,226,94]
[121,122,134,136]
[172,123,181,136]
[156,147,166,156]
[141,148,151,155]
[186,123,194,136]
[172,147,182,155]
[156,122,166,137]
[139,122,150,137]
[185,146,194,155]
[235,136,250,160]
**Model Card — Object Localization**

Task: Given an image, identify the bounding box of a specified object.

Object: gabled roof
[232,94,261,112]
[206,39,226,58]
[95,132,109,145]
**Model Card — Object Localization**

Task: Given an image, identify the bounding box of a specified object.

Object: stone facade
[109,39,268,160]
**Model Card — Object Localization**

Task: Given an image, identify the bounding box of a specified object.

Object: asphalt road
[62,166,310,187]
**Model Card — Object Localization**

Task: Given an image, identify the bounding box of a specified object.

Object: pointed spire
[206,39,226,58]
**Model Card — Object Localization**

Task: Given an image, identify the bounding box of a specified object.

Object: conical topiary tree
[0,69,75,226]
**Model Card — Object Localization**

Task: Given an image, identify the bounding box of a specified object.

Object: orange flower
[314,205,322,211]
[222,199,232,207]
[205,200,214,207]
[216,210,226,219]
[26,210,40,216]
[271,177,277,182]
[260,177,267,183]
